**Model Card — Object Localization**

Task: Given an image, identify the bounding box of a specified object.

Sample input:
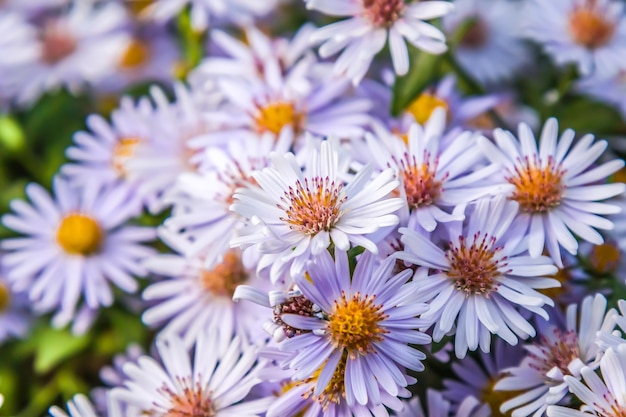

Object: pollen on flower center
[254,101,303,136]
[568,3,615,49]
[200,250,248,298]
[307,352,348,408]
[446,234,505,297]
[40,23,77,64]
[406,93,449,125]
[362,0,405,27]
[112,136,143,176]
[280,177,345,235]
[119,38,150,70]
[532,329,580,377]
[508,156,564,213]
[397,152,445,209]
[327,291,387,357]
[159,379,215,417]
[0,282,11,312]
[273,291,317,338]
[56,213,103,256]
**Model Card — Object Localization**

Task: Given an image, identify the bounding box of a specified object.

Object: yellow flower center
[0,282,11,312]
[56,214,103,256]
[446,234,503,297]
[119,39,150,70]
[127,0,153,17]
[280,178,345,235]
[112,137,143,177]
[304,352,349,409]
[589,243,621,274]
[255,102,303,136]
[397,153,443,209]
[406,93,449,125]
[327,292,387,358]
[568,2,615,49]
[40,23,77,65]
[508,158,564,213]
[159,379,215,417]
[200,250,248,297]
[362,0,404,27]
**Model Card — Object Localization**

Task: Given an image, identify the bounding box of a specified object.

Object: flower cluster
[0,0,626,417]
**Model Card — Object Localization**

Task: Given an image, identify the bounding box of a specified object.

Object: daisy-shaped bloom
[395,389,482,417]
[0,275,31,343]
[546,344,626,417]
[442,0,530,85]
[161,131,291,265]
[230,139,403,282]
[0,177,156,331]
[109,328,273,417]
[523,0,626,77]
[366,108,500,232]
[495,294,615,417]
[575,70,626,120]
[443,339,526,417]
[143,0,277,31]
[396,196,559,358]
[247,249,431,408]
[597,298,626,350]
[2,1,129,105]
[305,0,454,84]
[477,117,626,267]
[49,394,101,417]
[61,96,157,208]
[142,240,269,348]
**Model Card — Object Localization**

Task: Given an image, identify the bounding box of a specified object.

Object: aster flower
[230,139,403,282]
[239,249,431,409]
[365,108,500,232]
[495,294,615,417]
[395,390,481,417]
[546,344,626,417]
[109,329,273,417]
[142,239,269,348]
[523,0,626,78]
[49,394,101,417]
[305,0,454,84]
[1,1,130,105]
[1,177,156,331]
[443,0,530,84]
[597,298,626,350]
[443,339,526,416]
[477,117,625,267]
[144,0,277,31]
[0,275,31,343]
[396,196,560,358]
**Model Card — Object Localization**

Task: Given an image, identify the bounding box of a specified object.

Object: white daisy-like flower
[477,117,625,267]
[2,1,130,105]
[143,0,277,31]
[305,0,454,84]
[230,139,403,282]
[397,196,560,358]
[366,108,500,232]
[0,177,156,331]
[523,0,626,78]
[597,298,626,350]
[49,394,101,417]
[109,328,273,417]
[443,0,530,84]
[495,294,615,417]
[546,344,626,417]
[576,70,626,120]
[142,239,269,349]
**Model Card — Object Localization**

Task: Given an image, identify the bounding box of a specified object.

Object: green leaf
[34,327,89,374]
[391,49,443,116]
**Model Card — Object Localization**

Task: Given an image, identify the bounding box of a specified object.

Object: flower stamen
[200,250,248,298]
[56,214,103,256]
[362,0,405,27]
[508,156,564,213]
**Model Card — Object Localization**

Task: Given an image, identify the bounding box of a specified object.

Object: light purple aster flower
[397,196,559,358]
[0,274,31,343]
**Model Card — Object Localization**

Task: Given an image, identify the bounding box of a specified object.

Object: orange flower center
[397,152,444,209]
[119,38,150,70]
[112,137,143,177]
[363,0,405,27]
[200,250,248,298]
[254,101,303,136]
[280,178,345,235]
[406,93,449,125]
[56,214,103,256]
[0,282,11,312]
[446,234,504,297]
[569,3,615,49]
[508,157,564,213]
[589,243,621,274]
